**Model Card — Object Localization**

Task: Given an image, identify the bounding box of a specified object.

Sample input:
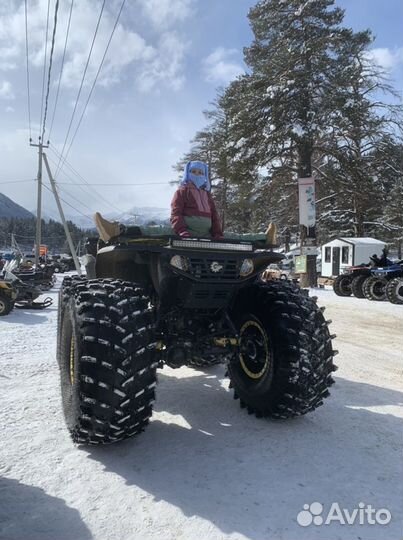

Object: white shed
[321,237,386,277]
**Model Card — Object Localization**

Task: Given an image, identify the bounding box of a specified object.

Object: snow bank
[0,278,402,539]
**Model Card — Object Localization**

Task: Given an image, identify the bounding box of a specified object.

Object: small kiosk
[321,237,386,277]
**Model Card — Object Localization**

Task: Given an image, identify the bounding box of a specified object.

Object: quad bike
[333,254,394,299]
[0,278,18,316]
[57,232,337,446]
[363,263,403,302]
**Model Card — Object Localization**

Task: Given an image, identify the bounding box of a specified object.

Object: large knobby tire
[58,278,158,445]
[0,293,13,316]
[363,276,387,301]
[228,280,337,418]
[57,275,88,363]
[333,274,352,296]
[351,274,367,298]
[385,277,403,305]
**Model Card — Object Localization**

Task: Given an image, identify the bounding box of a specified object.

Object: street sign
[298,177,316,228]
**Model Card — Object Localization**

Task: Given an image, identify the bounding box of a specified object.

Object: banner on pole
[298,177,316,228]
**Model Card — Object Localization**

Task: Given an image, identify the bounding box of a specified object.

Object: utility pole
[30,138,49,268]
[42,152,82,275]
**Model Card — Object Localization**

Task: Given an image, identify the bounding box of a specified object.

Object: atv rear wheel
[58,278,158,444]
[351,274,367,298]
[0,293,13,316]
[228,281,336,418]
[363,276,387,301]
[385,277,403,305]
[333,274,352,296]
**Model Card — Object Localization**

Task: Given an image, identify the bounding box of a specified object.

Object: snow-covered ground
[1,278,402,540]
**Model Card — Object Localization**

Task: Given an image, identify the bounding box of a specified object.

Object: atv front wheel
[333,274,352,296]
[385,277,403,305]
[351,275,367,298]
[228,281,336,418]
[363,276,387,301]
[58,278,157,444]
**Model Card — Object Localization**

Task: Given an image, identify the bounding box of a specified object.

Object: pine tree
[317,29,403,237]
[175,0,403,249]
[239,0,346,175]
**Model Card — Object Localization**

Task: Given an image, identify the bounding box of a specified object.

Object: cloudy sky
[0,0,402,224]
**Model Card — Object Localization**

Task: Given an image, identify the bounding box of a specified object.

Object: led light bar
[172,239,253,252]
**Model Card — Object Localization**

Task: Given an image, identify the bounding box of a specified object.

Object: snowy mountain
[47,207,170,228]
[0,193,34,219]
[105,206,170,226]
[29,204,170,229]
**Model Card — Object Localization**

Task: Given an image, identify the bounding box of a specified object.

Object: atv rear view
[57,233,337,445]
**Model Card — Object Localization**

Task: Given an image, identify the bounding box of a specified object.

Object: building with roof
[321,237,386,277]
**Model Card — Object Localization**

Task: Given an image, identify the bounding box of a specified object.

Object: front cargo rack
[170,239,253,252]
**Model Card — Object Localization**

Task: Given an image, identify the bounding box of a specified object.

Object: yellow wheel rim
[69,336,75,385]
[239,320,270,380]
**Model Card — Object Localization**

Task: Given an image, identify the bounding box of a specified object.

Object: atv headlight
[240,258,254,277]
[170,255,189,272]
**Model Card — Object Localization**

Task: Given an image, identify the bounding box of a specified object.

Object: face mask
[181,160,211,191]
[189,170,207,189]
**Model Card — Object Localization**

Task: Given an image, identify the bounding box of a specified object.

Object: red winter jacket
[171,183,223,238]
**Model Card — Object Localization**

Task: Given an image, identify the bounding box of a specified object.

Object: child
[171,160,223,239]
[94,160,223,242]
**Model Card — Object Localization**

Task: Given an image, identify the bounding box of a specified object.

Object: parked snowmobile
[2,261,53,310]
[13,263,56,292]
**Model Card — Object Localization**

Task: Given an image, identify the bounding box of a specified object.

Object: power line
[0,179,36,185]
[60,0,126,168]
[11,232,77,240]
[49,143,125,214]
[56,181,173,186]
[39,0,51,140]
[57,184,97,215]
[24,0,32,140]
[48,0,74,142]
[41,0,60,141]
[42,183,94,223]
[54,0,106,178]
[47,147,118,212]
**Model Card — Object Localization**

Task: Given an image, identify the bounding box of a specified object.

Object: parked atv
[57,232,337,446]
[333,252,394,299]
[364,263,403,302]
[0,278,18,316]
